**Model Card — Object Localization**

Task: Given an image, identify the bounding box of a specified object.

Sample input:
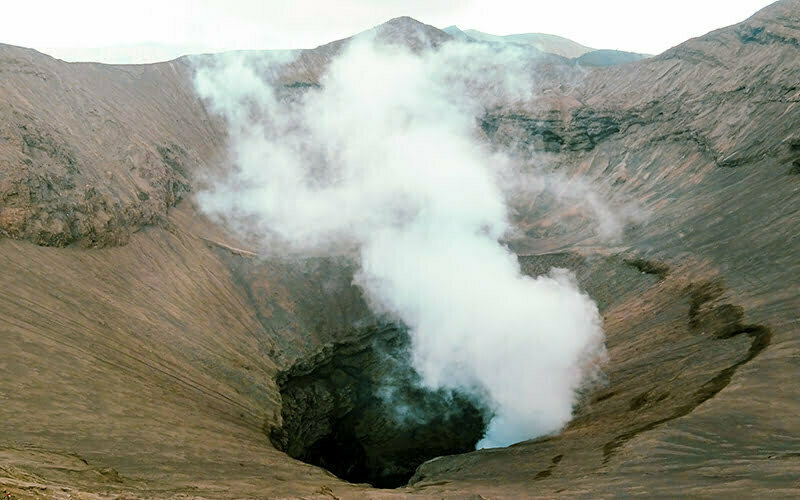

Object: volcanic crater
[1,2,799,498]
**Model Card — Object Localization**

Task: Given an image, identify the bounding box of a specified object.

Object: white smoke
[194,34,607,449]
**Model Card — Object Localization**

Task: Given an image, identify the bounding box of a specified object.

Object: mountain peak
[382,15,426,26]
[364,16,452,50]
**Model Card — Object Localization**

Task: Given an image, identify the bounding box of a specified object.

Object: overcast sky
[1,0,777,63]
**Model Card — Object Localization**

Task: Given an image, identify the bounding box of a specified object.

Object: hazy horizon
[1,0,776,64]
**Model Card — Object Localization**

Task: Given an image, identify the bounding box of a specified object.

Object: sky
[0,0,778,63]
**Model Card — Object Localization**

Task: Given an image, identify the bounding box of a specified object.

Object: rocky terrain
[1,1,799,498]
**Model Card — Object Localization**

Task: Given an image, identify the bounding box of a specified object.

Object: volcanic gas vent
[268,325,490,488]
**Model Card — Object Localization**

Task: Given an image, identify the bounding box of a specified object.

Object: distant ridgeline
[442,25,649,66]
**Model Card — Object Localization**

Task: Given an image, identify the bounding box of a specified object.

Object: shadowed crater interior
[268,324,490,488]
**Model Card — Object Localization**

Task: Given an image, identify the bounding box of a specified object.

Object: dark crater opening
[268,324,490,488]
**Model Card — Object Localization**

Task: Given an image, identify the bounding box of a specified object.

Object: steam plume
[194,33,607,448]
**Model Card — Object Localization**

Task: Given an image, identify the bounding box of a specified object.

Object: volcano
[1,2,800,498]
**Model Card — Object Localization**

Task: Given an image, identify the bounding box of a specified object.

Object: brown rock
[0,2,799,498]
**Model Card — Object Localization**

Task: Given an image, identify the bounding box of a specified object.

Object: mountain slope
[575,49,649,66]
[442,25,473,42]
